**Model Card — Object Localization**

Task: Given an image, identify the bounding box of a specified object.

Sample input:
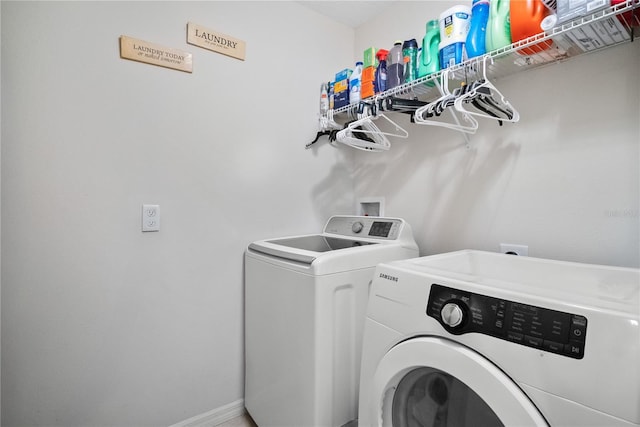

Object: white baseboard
[170,399,246,427]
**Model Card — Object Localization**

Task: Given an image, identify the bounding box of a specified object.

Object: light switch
[142,204,160,232]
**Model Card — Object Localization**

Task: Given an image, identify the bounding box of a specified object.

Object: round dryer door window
[392,367,502,426]
[369,337,548,427]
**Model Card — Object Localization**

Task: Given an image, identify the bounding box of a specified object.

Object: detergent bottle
[403,39,419,83]
[319,82,329,115]
[349,62,363,104]
[466,0,490,58]
[418,20,440,78]
[438,5,471,69]
[486,0,511,52]
[328,82,335,110]
[387,41,404,90]
[374,49,388,93]
[510,0,552,55]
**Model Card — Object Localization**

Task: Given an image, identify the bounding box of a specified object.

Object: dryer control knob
[352,222,364,233]
[441,303,464,328]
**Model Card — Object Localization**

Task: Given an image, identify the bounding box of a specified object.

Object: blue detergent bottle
[349,62,363,104]
[374,49,388,93]
[466,0,490,58]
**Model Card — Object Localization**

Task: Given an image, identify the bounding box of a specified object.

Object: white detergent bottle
[349,61,363,104]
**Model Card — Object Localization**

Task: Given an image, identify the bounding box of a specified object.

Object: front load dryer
[358,250,640,427]
[245,216,418,427]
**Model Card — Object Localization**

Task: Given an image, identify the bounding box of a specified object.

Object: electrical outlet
[142,204,160,232]
[500,243,528,256]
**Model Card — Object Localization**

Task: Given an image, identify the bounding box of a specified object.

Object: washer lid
[248,235,377,265]
[367,337,548,427]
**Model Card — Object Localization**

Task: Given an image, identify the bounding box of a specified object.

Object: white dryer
[245,216,418,427]
[358,250,640,427]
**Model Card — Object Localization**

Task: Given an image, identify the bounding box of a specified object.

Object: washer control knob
[352,221,364,234]
[441,303,464,328]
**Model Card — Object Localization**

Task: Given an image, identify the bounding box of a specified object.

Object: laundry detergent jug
[466,0,490,58]
[486,0,511,52]
[510,0,553,55]
[418,20,441,78]
[438,5,471,68]
[349,62,363,104]
[387,41,404,90]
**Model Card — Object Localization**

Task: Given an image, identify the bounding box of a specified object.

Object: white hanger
[413,69,479,134]
[453,57,520,123]
[336,103,408,152]
[336,110,391,152]
[346,111,409,139]
[326,109,342,130]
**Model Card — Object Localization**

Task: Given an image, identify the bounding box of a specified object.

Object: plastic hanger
[335,103,388,151]
[336,102,408,152]
[413,69,479,134]
[336,118,391,152]
[454,57,520,123]
[326,109,342,130]
[305,109,344,149]
[305,130,332,149]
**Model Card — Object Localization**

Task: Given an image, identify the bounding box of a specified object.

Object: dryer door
[369,337,548,427]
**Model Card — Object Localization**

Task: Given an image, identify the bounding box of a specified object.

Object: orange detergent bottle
[510,0,553,55]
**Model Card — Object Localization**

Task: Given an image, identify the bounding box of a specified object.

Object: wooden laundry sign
[187,22,246,61]
[119,35,193,73]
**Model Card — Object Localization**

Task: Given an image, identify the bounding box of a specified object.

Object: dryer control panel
[427,284,587,359]
[323,216,405,240]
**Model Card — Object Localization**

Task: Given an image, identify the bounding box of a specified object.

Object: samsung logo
[379,273,398,282]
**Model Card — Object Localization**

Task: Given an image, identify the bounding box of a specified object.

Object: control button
[441,303,464,328]
[570,316,587,342]
[524,335,543,348]
[494,319,504,329]
[496,309,505,319]
[564,341,584,358]
[352,222,364,233]
[507,331,524,343]
[543,340,564,353]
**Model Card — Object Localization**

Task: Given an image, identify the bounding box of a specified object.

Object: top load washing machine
[245,216,418,427]
[358,250,640,427]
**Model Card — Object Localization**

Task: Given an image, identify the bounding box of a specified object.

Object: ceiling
[296,1,397,28]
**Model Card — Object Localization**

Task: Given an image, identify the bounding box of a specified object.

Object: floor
[218,413,358,427]
[218,413,257,427]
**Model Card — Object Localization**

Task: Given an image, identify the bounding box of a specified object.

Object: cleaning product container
[349,62,363,104]
[387,41,404,90]
[320,82,329,115]
[419,20,441,78]
[438,5,471,69]
[466,0,490,58]
[328,82,335,110]
[486,0,512,52]
[511,0,553,55]
[402,39,419,83]
[374,49,388,93]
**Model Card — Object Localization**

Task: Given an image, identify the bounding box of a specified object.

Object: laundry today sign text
[119,36,193,73]
[187,22,246,61]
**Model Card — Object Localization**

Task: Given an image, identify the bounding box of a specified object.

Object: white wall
[0,0,3,418]
[2,1,638,425]
[354,1,640,267]
[1,2,354,426]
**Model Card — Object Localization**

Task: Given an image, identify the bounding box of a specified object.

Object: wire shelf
[332,0,639,116]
